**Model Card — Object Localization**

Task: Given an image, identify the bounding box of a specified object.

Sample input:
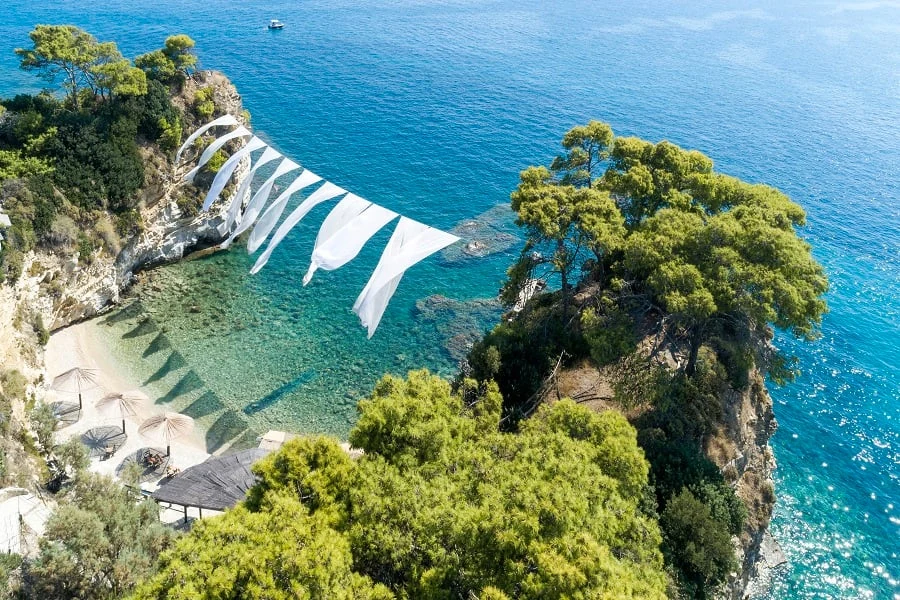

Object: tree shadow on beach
[157,370,205,404]
[145,351,188,386]
[100,301,143,326]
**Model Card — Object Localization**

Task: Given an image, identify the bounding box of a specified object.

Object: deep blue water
[2,1,898,597]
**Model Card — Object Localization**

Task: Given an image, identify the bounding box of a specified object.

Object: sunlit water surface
[2,1,898,596]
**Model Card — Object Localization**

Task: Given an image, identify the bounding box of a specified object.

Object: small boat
[268,19,284,30]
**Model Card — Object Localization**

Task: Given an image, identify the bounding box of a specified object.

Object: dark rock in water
[416,294,503,362]
[441,204,520,263]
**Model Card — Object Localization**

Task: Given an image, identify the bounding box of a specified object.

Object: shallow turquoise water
[2,1,898,597]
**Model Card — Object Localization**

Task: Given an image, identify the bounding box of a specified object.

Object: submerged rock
[441,204,520,263]
[415,294,503,363]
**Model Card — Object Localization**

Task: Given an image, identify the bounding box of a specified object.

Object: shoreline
[45,318,213,484]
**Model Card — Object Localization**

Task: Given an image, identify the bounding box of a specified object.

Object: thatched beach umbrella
[51,367,100,409]
[96,390,149,434]
[138,412,194,457]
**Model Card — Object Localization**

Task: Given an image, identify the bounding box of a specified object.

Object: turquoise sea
[2,1,898,597]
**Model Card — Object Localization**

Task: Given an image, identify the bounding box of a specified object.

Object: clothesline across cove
[176,115,460,338]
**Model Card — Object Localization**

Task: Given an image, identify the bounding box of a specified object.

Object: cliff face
[708,372,783,599]
[0,72,248,480]
[545,340,780,599]
[4,71,245,330]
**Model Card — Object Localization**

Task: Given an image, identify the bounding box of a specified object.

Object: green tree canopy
[163,35,197,75]
[660,488,737,598]
[508,166,623,311]
[134,371,667,600]
[550,119,613,188]
[506,121,827,375]
[15,25,148,106]
[15,25,100,108]
[136,35,197,84]
[21,473,174,600]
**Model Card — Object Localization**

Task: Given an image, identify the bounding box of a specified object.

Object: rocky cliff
[0,72,248,484]
[708,372,784,599]
[545,336,781,599]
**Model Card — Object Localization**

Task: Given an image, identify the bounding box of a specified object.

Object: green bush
[156,116,181,152]
[29,402,56,455]
[466,291,588,425]
[204,149,226,174]
[661,489,737,597]
[175,193,200,218]
[34,313,49,346]
[77,233,94,264]
[581,300,637,366]
[193,87,215,118]
[115,209,144,238]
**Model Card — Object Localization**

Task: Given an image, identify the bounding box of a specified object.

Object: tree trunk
[558,240,569,318]
[685,325,702,376]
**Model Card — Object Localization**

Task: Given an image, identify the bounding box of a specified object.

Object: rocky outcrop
[9,72,248,334]
[707,372,782,599]
[0,71,249,425]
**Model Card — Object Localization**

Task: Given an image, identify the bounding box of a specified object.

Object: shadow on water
[182,390,226,419]
[157,369,205,404]
[243,369,317,415]
[228,428,263,452]
[144,351,187,386]
[142,332,172,358]
[100,301,142,326]
[206,410,253,453]
[122,317,159,339]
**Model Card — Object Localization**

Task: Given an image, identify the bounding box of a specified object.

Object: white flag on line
[354,217,459,338]
[179,118,460,337]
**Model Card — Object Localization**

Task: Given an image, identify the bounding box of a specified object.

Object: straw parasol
[138,412,194,457]
[95,390,149,434]
[51,367,100,409]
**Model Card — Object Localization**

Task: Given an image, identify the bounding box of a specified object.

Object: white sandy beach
[45,320,212,488]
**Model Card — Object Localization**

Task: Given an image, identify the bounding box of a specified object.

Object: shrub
[661,488,737,597]
[44,214,78,249]
[0,369,28,401]
[204,149,226,174]
[29,402,56,455]
[77,233,94,264]
[581,299,637,366]
[93,215,121,255]
[115,208,144,238]
[175,193,200,217]
[193,87,215,118]
[33,313,49,346]
[156,116,181,152]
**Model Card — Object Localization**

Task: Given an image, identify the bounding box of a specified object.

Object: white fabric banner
[353,217,459,337]
[225,146,282,230]
[221,158,300,248]
[201,136,266,212]
[250,182,347,274]
[175,114,238,163]
[177,120,462,338]
[302,196,398,285]
[184,126,251,183]
[247,169,323,254]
